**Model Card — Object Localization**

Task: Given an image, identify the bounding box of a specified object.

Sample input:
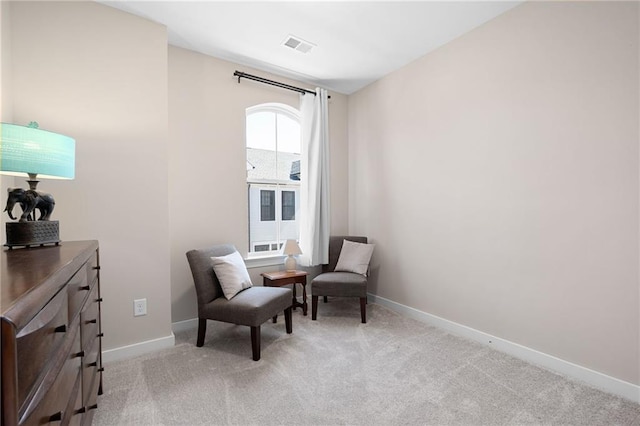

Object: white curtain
[299,88,330,266]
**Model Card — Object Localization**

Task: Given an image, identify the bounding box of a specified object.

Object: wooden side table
[261,270,308,319]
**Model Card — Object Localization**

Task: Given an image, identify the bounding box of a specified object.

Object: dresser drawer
[16,289,69,410]
[63,372,84,426]
[67,267,89,324]
[86,251,99,289]
[19,325,81,426]
[82,336,101,406]
[80,285,100,352]
[82,370,100,426]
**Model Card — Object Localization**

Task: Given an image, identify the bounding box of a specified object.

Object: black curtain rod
[234,70,329,98]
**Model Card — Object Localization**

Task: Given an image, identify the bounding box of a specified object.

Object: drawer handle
[92,266,101,270]
[88,404,98,411]
[75,407,86,415]
[49,411,64,422]
[54,325,66,333]
[75,350,85,358]
[80,285,91,291]
[96,297,103,302]
[88,361,98,367]
[97,333,104,338]
[86,318,97,324]
[98,367,105,372]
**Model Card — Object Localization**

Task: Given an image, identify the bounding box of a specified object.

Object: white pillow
[211,251,253,300]
[334,240,374,276]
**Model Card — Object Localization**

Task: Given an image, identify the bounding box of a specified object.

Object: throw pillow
[211,250,253,300]
[334,239,375,276]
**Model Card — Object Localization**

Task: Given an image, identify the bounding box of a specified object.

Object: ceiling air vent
[282,35,315,54]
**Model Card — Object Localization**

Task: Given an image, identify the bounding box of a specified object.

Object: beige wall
[0,0,14,216]
[8,1,173,350]
[348,1,639,385]
[1,0,11,122]
[168,46,349,323]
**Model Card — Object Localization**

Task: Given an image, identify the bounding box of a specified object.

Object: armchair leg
[284,307,293,333]
[360,298,367,323]
[312,295,318,320]
[323,296,328,303]
[251,326,261,361]
[197,319,207,347]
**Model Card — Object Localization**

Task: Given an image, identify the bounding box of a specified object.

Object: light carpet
[94,299,640,425]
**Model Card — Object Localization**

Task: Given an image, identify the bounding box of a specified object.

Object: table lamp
[282,239,302,271]
[0,122,75,248]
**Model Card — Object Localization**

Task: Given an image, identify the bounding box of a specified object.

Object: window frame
[246,103,301,258]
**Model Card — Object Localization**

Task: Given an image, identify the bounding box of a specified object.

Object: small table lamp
[0,122,75,248]
[282,239,302,272]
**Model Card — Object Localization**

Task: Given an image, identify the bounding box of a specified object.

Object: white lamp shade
[282,239,302,256]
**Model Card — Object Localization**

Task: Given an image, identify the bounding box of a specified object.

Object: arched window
[246,103,301,255]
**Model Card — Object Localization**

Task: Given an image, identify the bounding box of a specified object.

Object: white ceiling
[100,1,523,94]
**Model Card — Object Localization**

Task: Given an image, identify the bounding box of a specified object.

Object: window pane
[246,112,276,150]
[260,190,275,221]
[282,190,295,221]
[247,112,277,182]
[276,113,301,181]
[254,244,270,252]
[248,148,278,181]
[277,114,301,153]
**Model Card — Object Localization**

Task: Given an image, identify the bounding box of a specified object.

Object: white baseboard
[368,293,640,404]
[101,333,175,364]
[101,297,639,403]
[172,317,199,333]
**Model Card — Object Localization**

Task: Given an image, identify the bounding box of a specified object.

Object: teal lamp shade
[0,122,75,180]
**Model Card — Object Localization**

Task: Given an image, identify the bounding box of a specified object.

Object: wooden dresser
[1,241,103,426]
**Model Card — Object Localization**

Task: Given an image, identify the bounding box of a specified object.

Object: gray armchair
[311,236,369,323]
[186,244,293,361]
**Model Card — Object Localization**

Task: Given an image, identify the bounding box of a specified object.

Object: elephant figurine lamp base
[5,221,60,249]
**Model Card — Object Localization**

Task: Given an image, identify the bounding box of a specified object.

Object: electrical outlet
[133,298,147,317]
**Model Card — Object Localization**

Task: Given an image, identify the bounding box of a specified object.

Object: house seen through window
[246,103,301,255]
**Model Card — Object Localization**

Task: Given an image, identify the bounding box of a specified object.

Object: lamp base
[5,221,60,249]
[284,255,297,272]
